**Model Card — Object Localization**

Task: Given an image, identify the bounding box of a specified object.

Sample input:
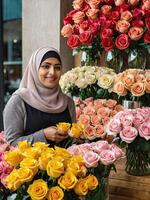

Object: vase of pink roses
[106,108,150,176]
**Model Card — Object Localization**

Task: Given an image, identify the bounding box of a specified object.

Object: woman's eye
[54,65,61,70]
[42,65,49,69]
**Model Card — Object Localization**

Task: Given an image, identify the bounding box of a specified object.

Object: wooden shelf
[109,159,150,200]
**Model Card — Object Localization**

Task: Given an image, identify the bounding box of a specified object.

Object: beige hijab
[13,47,68,113]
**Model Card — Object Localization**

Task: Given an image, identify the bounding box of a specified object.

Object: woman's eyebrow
[42,62,61,65]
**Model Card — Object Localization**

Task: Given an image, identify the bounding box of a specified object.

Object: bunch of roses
[60,66,116,93]
[0,132,14,188]
[106,107,150,143]
[4,141,99,199]
[75,97,124,140]
[61,0,150,51]
[113,69,150,97]
[68,140,125,168]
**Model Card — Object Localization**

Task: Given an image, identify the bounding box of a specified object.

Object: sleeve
[3,95,47,146]
[67,96,76,123]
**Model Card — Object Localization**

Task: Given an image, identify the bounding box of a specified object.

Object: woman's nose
[48,66,55,75]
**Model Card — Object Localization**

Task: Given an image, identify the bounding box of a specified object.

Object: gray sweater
[3,95,76,146]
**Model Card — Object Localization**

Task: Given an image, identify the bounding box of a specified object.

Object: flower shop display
[75,97,124,140]
[0,132,14,199]
[60,66,116,99]
[61,0,150,70]
[3,140,119,200]
[113,69,150,106]
[106,107,150,176]
[68,140,125,199]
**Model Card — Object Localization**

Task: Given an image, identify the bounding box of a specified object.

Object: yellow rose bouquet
[4,141,103,200]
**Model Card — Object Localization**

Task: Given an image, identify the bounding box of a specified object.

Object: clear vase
[122,100,142,109]
[125,141,150,176]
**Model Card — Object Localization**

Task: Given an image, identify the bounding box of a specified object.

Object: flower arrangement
[4,141,108,200]
[113,69,150,105]
[0,132,14,199]
[106,107,150,175]
[61,0,150,68]
[60,66,116,99]
[75,97,124,140]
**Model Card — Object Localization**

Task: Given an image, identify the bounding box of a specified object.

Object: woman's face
[38,57,62,88]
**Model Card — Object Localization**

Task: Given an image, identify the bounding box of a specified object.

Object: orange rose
[113,81,127,96]
[101,5,112,15]
[72,0,84,10]
[123,74,135,89]
[131,82,145,96]
[116,20,130,33]
[72,11,85,24]
[61,24,73,38]
[86,9,99,20]
[128,27,144,40]
[121,11,133,21]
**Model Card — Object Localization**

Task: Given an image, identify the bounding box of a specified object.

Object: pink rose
[91,115,101,126]
[142,0,150,10]
[120,126,138,143]
[79,143,92,154]
[128,27,144,40]
[67,145,81,155]
[72,0,84,10]
[102,116,110,126]
[89,22,100,36]
[114,0,125,6]
[115,33,130,50]
[107,118,122,134]
[132,8,144,19]
[78,114,90,125]
[121,11,133,21]
[0,132,6,143]
[116,20,130,33]
[72,11,85,24]
[76,107,81,120]
[91,141,109,154]
[110,144,125,160]
[0,144,8,153]
[120,113,134,127]
[84,125,96,140]
[101,5,112,15]
[67,35,80,48]
[139,122,150,140]
[99,150,116,165]
[61,24,73,37]
[83,97,93,106]
[86,8,99,20]
[79,31,93,45]
[83,151,100,167]
[133,112,145,127]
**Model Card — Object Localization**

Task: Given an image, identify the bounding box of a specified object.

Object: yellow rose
[5,169,22,191]
[67,160,82,176]
[47,186,64,200]
[27,179,48,200]
[4,150,23,167]
[58,172,78,190]
[98,74,114,89]
[54,146,71,159]
[46,159,64,178]
[20,158,39,175]
[86,175,99,190]
[22,147,40,160]
[69,123,83,138]
[74,178,88,196]
[56,122,71,132]
[17,140,31,152]
[39,150,55,171]
[32,142,49,154]
[17,167,34,183]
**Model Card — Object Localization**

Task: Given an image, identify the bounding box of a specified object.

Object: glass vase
[125,141,150,176]
[122,100,142,109]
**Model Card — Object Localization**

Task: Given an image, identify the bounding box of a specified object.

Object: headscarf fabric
[13,47,68,113]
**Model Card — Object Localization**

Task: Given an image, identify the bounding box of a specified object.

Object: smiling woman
[3,47,76,146]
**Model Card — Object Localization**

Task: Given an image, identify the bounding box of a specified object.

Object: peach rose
[97,107,111,118]
[78,114,90,125]
[84,125,96,140]
[121,11,133,21]
[114,104,124,112]
[123,74,135,89]
[86,0,100,9]
[86,9,99,20]
[114,0,125,6]
[96,125,105,138]
[116,20,130,33]
[101,5,112,15]
[91,115,101,126]
[76,107,81,120]
[142,0,150,10]
[145,77,150,93]
[73,0,84,10]
[94,99,106,109]
[61,24,73,38]
[83,106,95,115]
[113,81,127,96]
[135,74,145,82]
[72,11,85,24]
[139,121,150,140]
[128,27,144,40]
[102,117,110,126]
[120,127,138,143]
[105,99,117,109]
[131,82,145,96]
[128,0,139,6]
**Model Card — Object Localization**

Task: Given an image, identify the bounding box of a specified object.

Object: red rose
[82,2,90,12]
[119,4,130,13]
[132,8,144,19]
[104,19,114,29]
[145,17,150,30]
[67,35,80,48]
[79,31,93,45]
[74,25,80,34]
[89,22,100,36]
[103,0,114,5]
[115,34,130,50]
[79,20,90,33]
[100,28,113,39]
[131,20,144,27]
[102,38,114,51]
[144,32,150,43]
[111,11,120,21]
[64,15,73,25]
[99,14,107,26]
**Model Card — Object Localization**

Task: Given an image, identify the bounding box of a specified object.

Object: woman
[3,47,76,146]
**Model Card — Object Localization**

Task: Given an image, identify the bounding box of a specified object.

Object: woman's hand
[43,126,68,143]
